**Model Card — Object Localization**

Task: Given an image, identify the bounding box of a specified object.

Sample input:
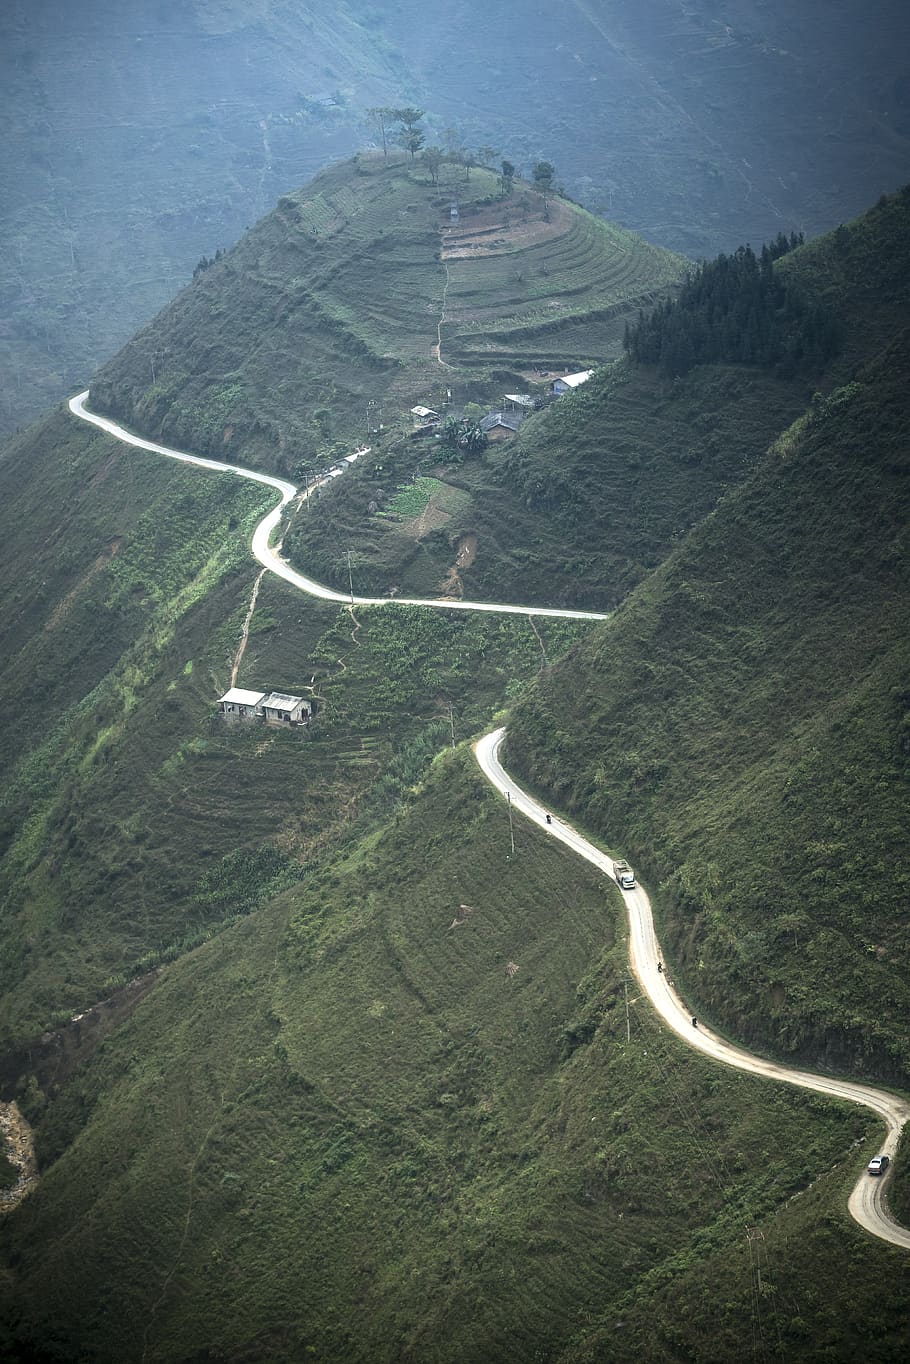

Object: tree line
[367,107,556,199]
[624,233,840,377]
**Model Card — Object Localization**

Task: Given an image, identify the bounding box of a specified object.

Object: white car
[867,1155,890,1176]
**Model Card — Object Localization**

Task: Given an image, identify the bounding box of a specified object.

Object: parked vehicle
[868,1155,890,1176]
[613,859,635,890]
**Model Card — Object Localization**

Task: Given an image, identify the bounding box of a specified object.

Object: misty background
[2,0,909,437]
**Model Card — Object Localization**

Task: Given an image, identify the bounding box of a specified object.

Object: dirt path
[0,1101,38,1214]
[231,567,266,685]
[434,257,453,366]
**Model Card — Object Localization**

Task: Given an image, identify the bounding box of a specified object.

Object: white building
[552,370,593,395]
[261,692,311,725]
[217,687,266,718]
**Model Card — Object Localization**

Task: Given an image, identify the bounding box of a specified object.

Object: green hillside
[506,194,910,1087]
[0,402,585,1044]
[3,750,901,1364]
[88,156,683,476]
[2,180,910,1362]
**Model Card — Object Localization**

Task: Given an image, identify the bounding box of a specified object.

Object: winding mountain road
[68,393,608,622]
[68,389,910,1250]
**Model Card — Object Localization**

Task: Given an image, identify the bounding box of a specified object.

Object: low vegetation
[506,197,910,1087]
[2,180,910,1361]
[2,752,898,1363]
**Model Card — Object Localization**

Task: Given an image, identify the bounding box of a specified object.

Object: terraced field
[93,156,685,477]
[268,160,682,375]
[442,195,684,368]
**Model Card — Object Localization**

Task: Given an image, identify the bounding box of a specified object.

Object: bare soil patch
[441,197,572,260]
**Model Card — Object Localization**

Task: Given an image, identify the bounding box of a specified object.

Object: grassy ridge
[87,157,683,477]
[0,403,593,1046]
[505,325,910,1082]
[1,752,891,1362]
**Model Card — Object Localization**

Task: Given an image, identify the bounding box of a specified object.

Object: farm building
[410,405,440,425]
[552,370,593,395]
[479,411,523,440]
[261,692,312,725]
[217,688,266,718]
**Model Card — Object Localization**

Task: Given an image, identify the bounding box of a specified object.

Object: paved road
[68,389,909,1249]
[475,728,910,1250]
[68,392,608,622]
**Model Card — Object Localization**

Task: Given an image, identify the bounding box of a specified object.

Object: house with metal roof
[479,410,523,439]
[217,688,266,718]
[261,692,312,725]
[552,370,593,395]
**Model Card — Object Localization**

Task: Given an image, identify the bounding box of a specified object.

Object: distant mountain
[3,0,909,434]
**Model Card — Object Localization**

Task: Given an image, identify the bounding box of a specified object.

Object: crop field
[91,157,685,475]
[444,199,684,366]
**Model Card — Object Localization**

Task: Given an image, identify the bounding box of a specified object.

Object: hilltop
[89,155,682,472]
[5,1,910,437]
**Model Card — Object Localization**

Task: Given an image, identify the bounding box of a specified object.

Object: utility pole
[347,549,354,603]
[447,701,456,749]
[506,791,515,857]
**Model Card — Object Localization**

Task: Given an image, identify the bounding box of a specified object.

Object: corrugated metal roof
[218,688,266,706]
[555,370,593,388]
[262,692,305,710]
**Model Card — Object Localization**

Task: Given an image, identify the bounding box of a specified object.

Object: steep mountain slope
[4,0,910,435]
[506,194,910,1087]
[88,156,682,476]
[2,182,910,1362]
[0,156,682,1046]
[2,751,901,1364]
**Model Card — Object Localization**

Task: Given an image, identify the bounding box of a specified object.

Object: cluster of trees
[624,234,840,377]
[441,415,487,456]
[368,105,428,161]
[367,111,557,202]
[192,247,225,279]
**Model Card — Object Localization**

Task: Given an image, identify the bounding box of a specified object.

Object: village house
[410,405,440,425]
[504,393,535,413]
[260,692,312,725]
[479,410,523,440]
[217,687,266,718]
[216,688,314,726]
[552,369,593,395]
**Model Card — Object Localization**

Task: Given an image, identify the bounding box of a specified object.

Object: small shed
[261,692,311,726]
[504,393,534,412]
[218,687,266,718]
[411,405,440,425]
[552,370,593,395]
[480,410,523,440]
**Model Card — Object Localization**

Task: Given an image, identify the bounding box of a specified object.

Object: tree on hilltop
[500,159,515,196]
[422,146,444,185]
[399,127,426,160]
[533,160,555,193]
[367,106,398,159]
